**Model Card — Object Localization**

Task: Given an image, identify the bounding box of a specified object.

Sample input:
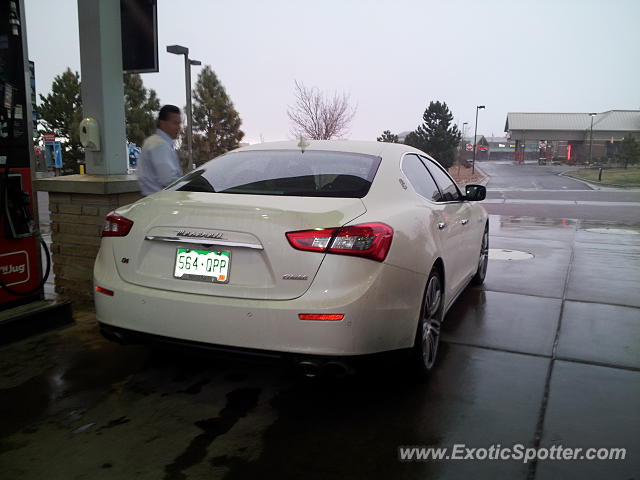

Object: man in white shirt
[137,105,183,195]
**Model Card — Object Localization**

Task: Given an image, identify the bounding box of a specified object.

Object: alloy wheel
[478,228,489,279]
[421,274,442,370]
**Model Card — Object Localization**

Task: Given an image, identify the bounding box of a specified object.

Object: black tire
[411,267,444,375]
[471,224,489,286]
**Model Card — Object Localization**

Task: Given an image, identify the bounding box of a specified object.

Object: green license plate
[174,248,231,283]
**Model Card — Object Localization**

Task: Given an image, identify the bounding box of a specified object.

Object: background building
[485,136,515,161]
[505,110,640,164]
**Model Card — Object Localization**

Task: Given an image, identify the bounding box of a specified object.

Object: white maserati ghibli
[95,140,488,376]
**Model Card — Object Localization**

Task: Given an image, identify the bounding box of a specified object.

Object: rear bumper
[98,322,410,377]
[99,322,287,361]
[94,246,426,356]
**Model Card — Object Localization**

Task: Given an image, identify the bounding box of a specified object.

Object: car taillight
[102,211,134,237]
[286,223,393,262]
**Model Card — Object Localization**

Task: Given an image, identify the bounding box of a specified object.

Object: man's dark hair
[158,104,181,122]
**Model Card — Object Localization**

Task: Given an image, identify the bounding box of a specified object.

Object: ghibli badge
[282,274,308,280]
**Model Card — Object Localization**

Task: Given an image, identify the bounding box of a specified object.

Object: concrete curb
[475,165,490,187]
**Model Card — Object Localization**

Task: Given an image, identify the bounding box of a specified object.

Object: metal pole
[78,0,127,175]
[472,107,479,174]
[588,115,594,165]
[184,54,194,170]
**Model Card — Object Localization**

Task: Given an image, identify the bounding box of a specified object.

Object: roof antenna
[297,135,310,153]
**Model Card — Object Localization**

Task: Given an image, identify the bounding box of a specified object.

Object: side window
[401,154,442,202]
[422,157,462,202]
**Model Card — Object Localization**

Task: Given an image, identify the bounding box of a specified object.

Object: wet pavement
[482,201,640,222]
[1,214,639,479]
[478,163,640,221]
[480,162,591,190]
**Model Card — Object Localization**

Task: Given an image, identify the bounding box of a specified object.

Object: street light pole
[185,58,201,170]
[588,112,597,165]
[167,45,201,171]
[472,105,485,174]
[184,54,193,169]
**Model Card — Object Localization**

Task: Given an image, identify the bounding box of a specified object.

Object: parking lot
[1,211,638,479]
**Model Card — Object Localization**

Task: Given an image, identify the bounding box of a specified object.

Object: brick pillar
[34,175,141,309]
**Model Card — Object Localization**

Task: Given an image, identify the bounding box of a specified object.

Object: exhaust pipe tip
[296,361,320,378]
[321,361,352,378]
[100,327,127,345]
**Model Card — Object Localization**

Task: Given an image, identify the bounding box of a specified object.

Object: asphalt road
[478,162,640,223]
[481,162,591,190]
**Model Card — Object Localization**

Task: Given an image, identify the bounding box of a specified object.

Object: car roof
[232,140,423,159]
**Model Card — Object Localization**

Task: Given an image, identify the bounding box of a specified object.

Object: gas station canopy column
[78,0,127,175]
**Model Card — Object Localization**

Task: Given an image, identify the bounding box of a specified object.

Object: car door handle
[437,222,447,230]
[461,218,469,225]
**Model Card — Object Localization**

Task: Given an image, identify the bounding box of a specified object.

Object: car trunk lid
[109,191,367,300]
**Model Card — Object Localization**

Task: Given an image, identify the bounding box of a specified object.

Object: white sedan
[95,140,488,376]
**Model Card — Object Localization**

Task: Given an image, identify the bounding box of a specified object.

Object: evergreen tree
[187,66,244,166]
[617,135,640,168]
[38,68,83,173]
[377,130,399,143]
[403,131,420,149]
[404,101,461,168]
[124,73,160,146]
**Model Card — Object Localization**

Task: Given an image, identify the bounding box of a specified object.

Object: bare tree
[287,81,356,140]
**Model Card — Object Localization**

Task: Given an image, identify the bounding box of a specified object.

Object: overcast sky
[25,0,640,144]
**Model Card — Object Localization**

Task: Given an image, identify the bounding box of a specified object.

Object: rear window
[167,150,381,198]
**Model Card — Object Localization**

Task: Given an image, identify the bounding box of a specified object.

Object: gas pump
[0,0,51,311]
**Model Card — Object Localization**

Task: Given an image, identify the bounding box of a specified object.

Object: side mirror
[465,184,486,201]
